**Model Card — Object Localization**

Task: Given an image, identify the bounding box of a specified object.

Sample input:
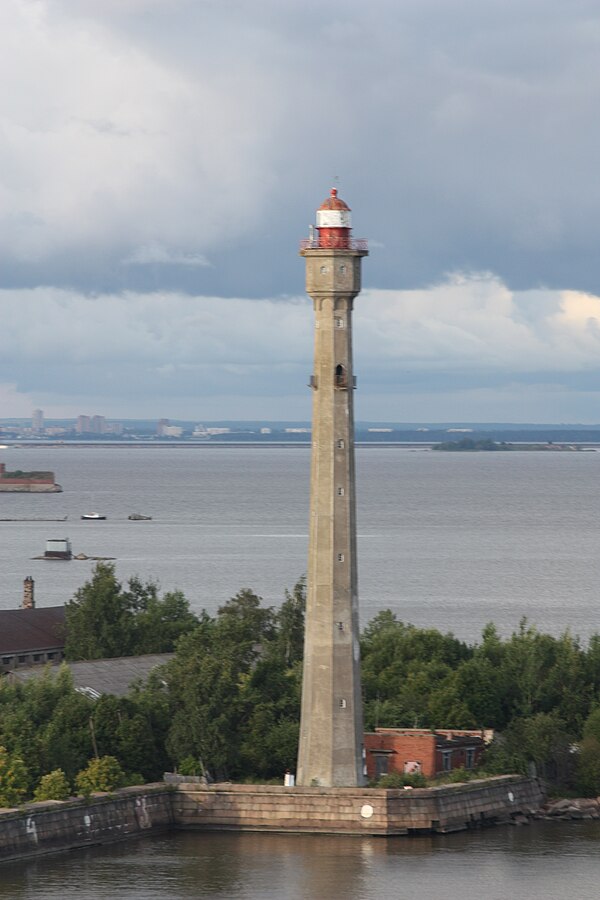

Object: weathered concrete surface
[297,244,368,788]
[174,775,544,836]
[0,784,173,863]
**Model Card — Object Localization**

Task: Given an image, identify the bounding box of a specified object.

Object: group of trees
[3,562,600,801]
[0,565,306,801]
[361,613,600,787]
[64,564,199,659]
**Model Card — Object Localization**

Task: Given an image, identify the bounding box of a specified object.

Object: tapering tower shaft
[297,190,368,787]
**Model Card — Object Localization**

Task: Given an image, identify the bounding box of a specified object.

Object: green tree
[273,578,306,667]
[34,769,71,801]
[0,745,28,807]
[76,755,125,796]
[65,564,136,660]
[135,589,199,653]
[483,711,572,784]
[576,738,600,796]
[582,707,600,743]
[65,563,199,660]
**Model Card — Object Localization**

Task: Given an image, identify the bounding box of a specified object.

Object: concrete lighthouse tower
[297,188,368,787]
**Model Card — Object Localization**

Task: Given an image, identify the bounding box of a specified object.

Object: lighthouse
[297,188,368,787]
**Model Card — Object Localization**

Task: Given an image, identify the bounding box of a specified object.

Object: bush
[34,769,71,802]
[177,756,203,777]
[75,756,126,796]
[376,771,427,789]
[436,767,474,784]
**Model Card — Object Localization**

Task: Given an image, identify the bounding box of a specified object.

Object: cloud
[0,383,38,417]
[3,274,600,420]
[358,275,600,374]
[124,243,211,267]
[1,1,600,297]
[3,1,600,421]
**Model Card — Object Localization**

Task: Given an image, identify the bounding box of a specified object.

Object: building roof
[434,733,485,750]
[9,653,174,698]
[0,607,66,653]
[318,187,350,211]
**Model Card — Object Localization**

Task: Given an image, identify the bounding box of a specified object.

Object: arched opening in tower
[335,364,348,388]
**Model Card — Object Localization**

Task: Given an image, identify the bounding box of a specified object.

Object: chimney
[23,576,35,609]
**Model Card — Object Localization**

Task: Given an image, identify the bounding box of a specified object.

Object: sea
[1,444,600,642]
[2,443,600,895]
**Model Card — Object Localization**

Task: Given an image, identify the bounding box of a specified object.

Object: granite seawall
[0,775,545,862]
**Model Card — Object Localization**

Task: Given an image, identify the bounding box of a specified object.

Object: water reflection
[2,824,600,900]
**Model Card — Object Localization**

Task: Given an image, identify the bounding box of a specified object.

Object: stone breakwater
[0,776,545,864]
[537,797,600,820]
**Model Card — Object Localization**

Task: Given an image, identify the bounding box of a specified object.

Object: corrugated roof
[10,653,174,697]
[0,607,66,653]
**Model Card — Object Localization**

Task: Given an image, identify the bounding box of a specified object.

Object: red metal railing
[299,238,369,252]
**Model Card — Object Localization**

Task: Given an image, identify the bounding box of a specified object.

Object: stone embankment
[173,775,545,835]
[0,776,545,864]
[0,785,173,863]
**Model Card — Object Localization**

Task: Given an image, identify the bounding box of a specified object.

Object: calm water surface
[2,447,600,890]
[1,445,600,641]
[1,825,600,899]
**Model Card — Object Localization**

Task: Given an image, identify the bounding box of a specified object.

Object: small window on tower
[337,439,345,449]
[340,264,347,273]
[320,265,328,274]
[337,553,344,562]
[335,317,344,328]
[337,487,345,496]
[339,699,347,709]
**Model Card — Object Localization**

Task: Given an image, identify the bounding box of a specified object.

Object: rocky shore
[504,796,600,825]
[536,797,600,821]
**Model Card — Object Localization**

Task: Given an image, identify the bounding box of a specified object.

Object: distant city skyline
[2,2,600,421]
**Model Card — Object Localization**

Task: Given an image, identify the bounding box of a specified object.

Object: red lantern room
[316,188,352,249]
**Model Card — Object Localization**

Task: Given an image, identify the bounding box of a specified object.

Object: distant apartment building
[90,415,106,434]
[161,425,183,438]
[31,408,44,433]
[75,414,115,435]
[156,418,170,436]
[76,415,91,434]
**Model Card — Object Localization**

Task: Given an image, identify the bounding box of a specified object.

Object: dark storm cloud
[2,0,600,294]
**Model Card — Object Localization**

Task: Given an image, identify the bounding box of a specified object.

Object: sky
[2,0,600,423]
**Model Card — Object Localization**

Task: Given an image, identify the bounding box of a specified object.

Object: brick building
[364,728,490,780]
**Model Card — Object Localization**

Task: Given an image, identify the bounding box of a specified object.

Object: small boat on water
[81,512,106,520]
[128,513,152,521]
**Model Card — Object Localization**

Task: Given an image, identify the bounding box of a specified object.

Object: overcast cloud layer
[2,0,600,421]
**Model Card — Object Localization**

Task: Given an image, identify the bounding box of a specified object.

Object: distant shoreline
[2,440,600,451]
